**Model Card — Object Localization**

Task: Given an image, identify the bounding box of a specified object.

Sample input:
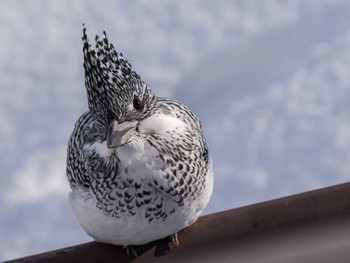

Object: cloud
[4,147,69,205]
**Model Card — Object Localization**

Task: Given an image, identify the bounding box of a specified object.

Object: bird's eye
[133,95,143,111]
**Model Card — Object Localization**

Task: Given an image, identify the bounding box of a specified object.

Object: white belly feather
[69,132,213,246]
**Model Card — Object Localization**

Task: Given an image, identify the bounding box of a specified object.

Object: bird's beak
[107,120,137,148]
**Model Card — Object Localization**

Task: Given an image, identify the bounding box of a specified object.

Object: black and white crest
[82,25,154,127]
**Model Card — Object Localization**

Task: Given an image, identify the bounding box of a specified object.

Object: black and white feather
[66,25,214,246]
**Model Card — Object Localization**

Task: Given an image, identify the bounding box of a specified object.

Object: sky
[1,0,350,260]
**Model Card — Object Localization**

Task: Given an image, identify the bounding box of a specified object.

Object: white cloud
[4,147,69,205]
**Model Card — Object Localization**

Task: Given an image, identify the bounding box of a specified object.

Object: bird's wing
[66,111,94,189]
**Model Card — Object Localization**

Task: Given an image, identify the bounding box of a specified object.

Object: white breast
[69,112,214,246]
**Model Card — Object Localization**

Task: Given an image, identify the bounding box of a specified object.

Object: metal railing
[5,182,350,262]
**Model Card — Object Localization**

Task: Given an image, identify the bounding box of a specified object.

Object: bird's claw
[169,233,179,249]
[122,245,138,257]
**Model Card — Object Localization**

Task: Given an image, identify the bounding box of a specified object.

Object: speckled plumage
[66,25,213,247]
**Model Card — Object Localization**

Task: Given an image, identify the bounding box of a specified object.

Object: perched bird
[66,25,214,252]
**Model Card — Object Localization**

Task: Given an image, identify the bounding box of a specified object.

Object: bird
[66,25,214,254]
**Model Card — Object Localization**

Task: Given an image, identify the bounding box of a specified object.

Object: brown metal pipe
[5,182,350,263]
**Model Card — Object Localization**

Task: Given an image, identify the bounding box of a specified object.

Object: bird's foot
[169,233,179,249]
[122,245,138,257]
[153,233,180,256]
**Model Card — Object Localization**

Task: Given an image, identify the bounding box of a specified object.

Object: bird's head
[82,25,156,148]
